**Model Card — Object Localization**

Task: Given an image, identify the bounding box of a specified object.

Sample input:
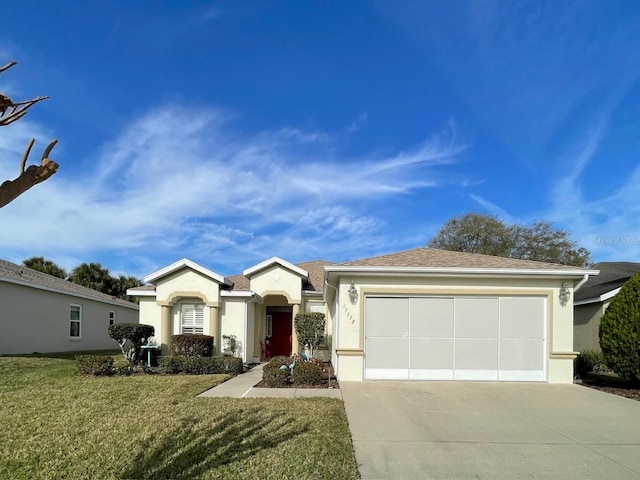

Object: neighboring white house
[128,247,598,384]
[0,259,139,355]
[573,262,640,352]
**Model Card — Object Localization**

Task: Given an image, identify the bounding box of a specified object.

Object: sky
[1,1,639,279]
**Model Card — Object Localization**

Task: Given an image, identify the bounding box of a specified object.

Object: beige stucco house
[573,262,640,352]
[128,247,598,384]
[0,259,139,355]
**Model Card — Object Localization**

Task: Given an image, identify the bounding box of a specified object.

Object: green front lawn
[0,354,360,479]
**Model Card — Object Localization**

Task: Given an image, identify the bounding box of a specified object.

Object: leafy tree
[0,61,59,208]
[22,256,67,279]
[599,273,640,382]
[294,312,326,359]
[428,213,591,267]
[108,323,155,369]
[69,262,113,293]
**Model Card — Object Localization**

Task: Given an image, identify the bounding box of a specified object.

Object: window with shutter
[181,304,204,334]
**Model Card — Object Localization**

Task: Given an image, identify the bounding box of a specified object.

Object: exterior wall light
[559,282,571,307]
[348,281,358,305]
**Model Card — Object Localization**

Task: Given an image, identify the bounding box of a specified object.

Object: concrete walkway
[197,363,342,399]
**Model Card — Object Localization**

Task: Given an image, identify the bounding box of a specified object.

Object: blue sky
[1,1,639,278]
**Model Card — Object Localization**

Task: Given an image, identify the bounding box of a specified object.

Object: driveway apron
[341,381,640,480]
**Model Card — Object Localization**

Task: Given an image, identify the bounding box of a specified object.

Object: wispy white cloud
[0,104,467,275]
[468,194,515,223]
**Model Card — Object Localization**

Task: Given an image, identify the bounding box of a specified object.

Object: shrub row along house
[0,259,139,355]
[127,247,598,383]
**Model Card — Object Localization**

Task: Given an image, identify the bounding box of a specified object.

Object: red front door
[269,310,292,357]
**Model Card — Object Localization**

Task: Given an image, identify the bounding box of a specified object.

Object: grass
[0,353,360,479]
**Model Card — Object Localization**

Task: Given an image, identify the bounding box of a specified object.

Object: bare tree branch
[0,61,60,208]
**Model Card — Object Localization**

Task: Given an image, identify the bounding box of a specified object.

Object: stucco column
[160,305,171,355]
[291,303,300,354]
[209,306,220,355]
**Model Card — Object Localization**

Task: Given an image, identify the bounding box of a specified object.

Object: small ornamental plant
[108,323,154,370]
[294,312,325,359]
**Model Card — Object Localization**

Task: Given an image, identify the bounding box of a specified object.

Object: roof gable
[144,258,230,286]
[243,256,309,279]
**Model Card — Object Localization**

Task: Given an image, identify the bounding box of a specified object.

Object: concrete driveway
[341,382,640,479]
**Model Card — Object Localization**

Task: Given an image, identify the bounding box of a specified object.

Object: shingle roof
[338,247,581,270]
[298,260,335,292]
[574,262,640,301]
[0,259,139,309]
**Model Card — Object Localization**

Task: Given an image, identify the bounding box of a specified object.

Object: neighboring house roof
[574,262,640,304]
[0,259,139,309]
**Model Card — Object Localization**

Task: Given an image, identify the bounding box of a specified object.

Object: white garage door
[364,296,546,382]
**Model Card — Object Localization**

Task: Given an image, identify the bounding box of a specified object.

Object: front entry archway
[267,306,292,357]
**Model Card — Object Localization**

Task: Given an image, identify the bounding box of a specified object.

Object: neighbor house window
[181,304,204,334]
[70,304,82,338]
[109,311,115,326]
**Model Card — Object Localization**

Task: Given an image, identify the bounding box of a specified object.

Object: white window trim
[266,315,273,337]
[109,310,116,325]
[70,304,82,340]
[181,304,205,334]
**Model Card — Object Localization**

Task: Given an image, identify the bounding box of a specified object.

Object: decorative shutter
[194,305,204,334]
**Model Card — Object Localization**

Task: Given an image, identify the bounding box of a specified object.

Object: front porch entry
[267,306,292,357]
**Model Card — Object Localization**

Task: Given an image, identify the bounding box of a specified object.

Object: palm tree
[22,256,67,279]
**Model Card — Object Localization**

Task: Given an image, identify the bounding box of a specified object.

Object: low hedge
[171,334,214,357]
[292,361,323,386]
[262,365,291,388]
[76,355,115,376]
[158,355,243,375]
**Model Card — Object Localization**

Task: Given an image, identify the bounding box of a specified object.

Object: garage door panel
[364,296,545,382]
[365,337,409,369]
[500,298,545,339]
[410,338,454,369]
[410,298,454,337]
[366,297,409,337]
[499,339,544,371]
[454,338,498,370]
[455,298,499,338]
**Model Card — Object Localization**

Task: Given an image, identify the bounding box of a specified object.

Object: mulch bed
[254,361,340,389]
[579,375,640,401]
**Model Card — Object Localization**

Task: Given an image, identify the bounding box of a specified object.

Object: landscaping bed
[579,374,640,401]
[255,360,339,389]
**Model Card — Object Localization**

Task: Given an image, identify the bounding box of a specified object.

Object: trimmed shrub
[217,356,244,375]
[158,355,243,375]
[267,356,293,368]
[171,334,214,357]
[76,355,114,376]
[263,365,291,388]
[158,356,185,374]
[108,323,155,368]
[574,350,608,378]
[294,312,326,358]
[599,273,640,381]
[292,361,324,386]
